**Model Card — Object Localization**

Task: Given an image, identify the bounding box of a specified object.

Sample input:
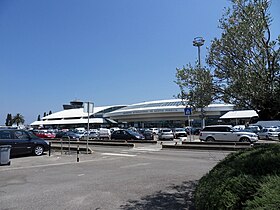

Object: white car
[149,128,159,135]
[258,127,280,140]
[199,125,258,143]
[158,128,174,140]
[173,128,187,138]
[98,128,111,139]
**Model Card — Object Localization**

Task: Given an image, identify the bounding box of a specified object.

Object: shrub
[195,144,280,210]
[245,175,280,209]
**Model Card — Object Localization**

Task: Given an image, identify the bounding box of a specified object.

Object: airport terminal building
[31,99,235,129]
[104,99,234,128]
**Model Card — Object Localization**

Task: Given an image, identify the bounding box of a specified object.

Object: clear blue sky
[0,0,279,124]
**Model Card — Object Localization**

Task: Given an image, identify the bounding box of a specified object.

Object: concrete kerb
[49,140,135,147]
[162,144,252,151]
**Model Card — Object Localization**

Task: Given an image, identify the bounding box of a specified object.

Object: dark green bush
[195,144,280,210]
[245,175,280,210]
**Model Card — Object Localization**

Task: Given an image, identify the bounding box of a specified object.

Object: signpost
[184,107,192,141]
[184,107,192,116]
[83,102,94,154]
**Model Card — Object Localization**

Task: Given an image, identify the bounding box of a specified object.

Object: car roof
[205,125,232,127]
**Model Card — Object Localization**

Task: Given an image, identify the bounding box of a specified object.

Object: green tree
[5,113,13,126]
[207,0,280,120]
[176,64,214,126]
[176,0,280,121]
[12,113,25,126]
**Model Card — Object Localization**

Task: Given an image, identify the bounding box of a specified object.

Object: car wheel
[206,137,215,142]
[239,137,250,142]
[33,145,44,156]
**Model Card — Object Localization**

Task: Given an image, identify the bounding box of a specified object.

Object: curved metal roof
[105,99,234,117]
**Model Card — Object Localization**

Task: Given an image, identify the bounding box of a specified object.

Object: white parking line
[0,159,101,172]
[101,153,136,157]
[132,147,161,152]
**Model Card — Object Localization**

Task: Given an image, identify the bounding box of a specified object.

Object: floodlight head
[193,37,205,47]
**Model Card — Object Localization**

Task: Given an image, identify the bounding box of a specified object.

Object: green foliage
[245,175,280,210]
[195,144,280,209]
[175,0,280,120]
[12,113,25,126]
[175,64,214,110]
[207,0,280,120]
[5,113,13,126]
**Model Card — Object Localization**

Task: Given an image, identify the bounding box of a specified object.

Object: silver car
[258,127,280,140]
[158,128,174,140]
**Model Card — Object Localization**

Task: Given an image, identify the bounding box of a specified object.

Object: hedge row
[195,144,280,209]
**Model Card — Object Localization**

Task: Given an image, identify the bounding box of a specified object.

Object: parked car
[111,129,145,140]
[149,128,159,135]
[173,128,187,138]
[199,125,258,143]
[258,127,280,140]
[0,129,50,156]
[98,128,111,139]
[242,125,261,134]
[88,131,99,139]
[62,131,80,140]
[142,129,154,140]
[33,130,56,139]
[158,128,174,140]
[55,131,67,138]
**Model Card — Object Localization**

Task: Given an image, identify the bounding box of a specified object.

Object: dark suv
[0,129,50,156]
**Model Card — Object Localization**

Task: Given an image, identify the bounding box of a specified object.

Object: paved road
[0,145,230,210]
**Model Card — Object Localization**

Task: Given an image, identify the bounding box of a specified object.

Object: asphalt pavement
[0,144,231,210]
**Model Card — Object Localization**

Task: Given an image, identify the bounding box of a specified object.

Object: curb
[50,140,134,147]
[162,144,252,151]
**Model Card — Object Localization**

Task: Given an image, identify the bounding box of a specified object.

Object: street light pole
[193,37,205,68]
[193,37,206,128]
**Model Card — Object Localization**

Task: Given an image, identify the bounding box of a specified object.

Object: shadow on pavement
[120,180,198,210]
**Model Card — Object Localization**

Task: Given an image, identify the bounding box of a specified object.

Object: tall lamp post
[193,37,206,128]
[193,37,205,68]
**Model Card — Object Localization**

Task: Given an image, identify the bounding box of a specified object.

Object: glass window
[14,131,29,139]
[216,127,230,132]
[0,130,12,139]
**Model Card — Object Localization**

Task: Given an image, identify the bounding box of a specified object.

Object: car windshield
[127,130,140,136]
[162,129,171,132]
[175,128,185,131]
[28,131,38,138]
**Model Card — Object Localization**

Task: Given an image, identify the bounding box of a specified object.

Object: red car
[34,130,56,139]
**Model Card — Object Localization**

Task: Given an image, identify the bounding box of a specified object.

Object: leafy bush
[195,144,280,210]
[245,175,280,209]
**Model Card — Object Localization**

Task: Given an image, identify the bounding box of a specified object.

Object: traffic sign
[184,107,192,116]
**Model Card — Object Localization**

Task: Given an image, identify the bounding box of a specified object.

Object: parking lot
[0,145,230,210]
